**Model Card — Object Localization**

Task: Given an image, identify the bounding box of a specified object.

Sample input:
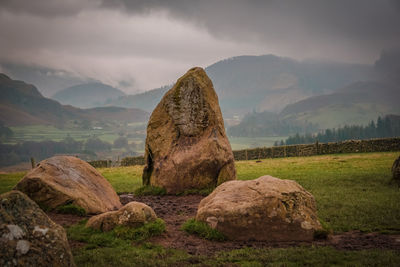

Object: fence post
[30,157,36,169]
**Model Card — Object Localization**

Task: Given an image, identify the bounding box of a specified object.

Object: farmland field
[8,125,145,144]
[1,151,399,266]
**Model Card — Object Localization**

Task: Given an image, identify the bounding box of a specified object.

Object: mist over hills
[0,74,148,127]
[0,62,95,97]
[105,54,375,119]
[105,85,171,112]
[52,83,126,108]
[230,81,400,137]
[280,81,400,129]
[1,50,399,136]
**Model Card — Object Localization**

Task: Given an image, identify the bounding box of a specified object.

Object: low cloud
[1,0,399,93]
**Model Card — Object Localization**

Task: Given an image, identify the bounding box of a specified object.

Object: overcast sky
[1,0,399,94]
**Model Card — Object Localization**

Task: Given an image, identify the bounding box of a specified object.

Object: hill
[0,74,148,127]
[280,81,400,129]
[0,62,95,97]
[52,83,126,108]
[105,86,170,112]
[107,55,373,118]
[229,81,400,136]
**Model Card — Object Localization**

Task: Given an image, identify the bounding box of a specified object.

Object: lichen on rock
[0,190,75,267]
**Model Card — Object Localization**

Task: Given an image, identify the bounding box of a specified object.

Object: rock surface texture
[14,156,121,214]
[392,155,400,185]
[142,67,236,194]
[196,175,322,241]
[86,201,157,231]
[0,190,75,267]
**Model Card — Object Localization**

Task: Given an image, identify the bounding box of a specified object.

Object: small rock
[86,201,157,231]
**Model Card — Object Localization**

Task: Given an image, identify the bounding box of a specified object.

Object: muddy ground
[49,194,400,256]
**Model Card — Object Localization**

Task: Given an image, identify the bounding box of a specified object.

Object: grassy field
[1,152,399,266]
[8,125,144,144]
[8,126,283,151]
[228,136,287,150]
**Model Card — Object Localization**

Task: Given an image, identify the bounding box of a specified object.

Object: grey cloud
[0,0,100,17]
[103,0,400,57]
[1,0,399,94]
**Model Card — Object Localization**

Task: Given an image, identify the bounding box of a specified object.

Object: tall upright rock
[142,67,236,194]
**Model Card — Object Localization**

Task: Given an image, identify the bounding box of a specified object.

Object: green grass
[211,247,400,267]
[2,152,400,266]
[113,218,166,242]
[55,204,87,216]
[134,186,167,196]
[235,152,400,233]
[72,245,400,267]
[181,218,226,241]
[1,152,399,233]
[68,218,165,246]
[228,136,287,150]
[0,171,25,194]
[99,166,143,193]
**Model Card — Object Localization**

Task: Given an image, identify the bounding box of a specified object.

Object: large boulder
[86,201,157,231]
[14,156,121,214]
[0,190,75,267]
[392,155,400,185]
[142,67,236,194]
[196,175,322,241]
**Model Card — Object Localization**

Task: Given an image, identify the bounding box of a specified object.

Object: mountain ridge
[0,74,148,127]
[52,82,126,108]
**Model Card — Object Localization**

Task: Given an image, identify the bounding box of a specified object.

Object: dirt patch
[47,212,88,227]
[120,194,400,255]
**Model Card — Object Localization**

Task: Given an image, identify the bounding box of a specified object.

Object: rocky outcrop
[142,67,236,194]
[14,156,121,214]
[0,190,75,267]
[392,155,400,185]
[86,202,157,231]
[196,175,321,241]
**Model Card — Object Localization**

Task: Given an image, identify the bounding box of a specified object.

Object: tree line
[276,115,400,146]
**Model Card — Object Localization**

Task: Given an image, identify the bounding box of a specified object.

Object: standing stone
[0,190,75,267]
[142,67,236,194]
[196,175,322,241]
[14,156,121,214]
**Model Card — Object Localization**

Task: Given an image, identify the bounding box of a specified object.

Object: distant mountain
[52,83,126,108]
[0,62,95,97]
[0,74,148,127]
[374,48,400,85]
[280,81,400,129]
[105,85,170,112]
[228,80,400,136]
[227,111,317,137]
[107,54,374,118]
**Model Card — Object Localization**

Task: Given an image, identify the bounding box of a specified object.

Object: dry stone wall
[113,137,400,166]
